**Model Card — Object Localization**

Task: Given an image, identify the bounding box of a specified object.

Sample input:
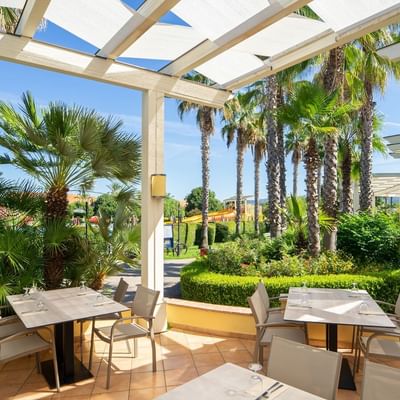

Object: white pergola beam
[0,33,230,108]
[15,0,50,37]
[160,0,311,77]
[223,2,400,90]
[98,0,181,59]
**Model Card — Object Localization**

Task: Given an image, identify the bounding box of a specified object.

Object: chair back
[132,285,160,318]
[113,278,129,303]
[248,283,268,325]
[267,336,341,400]
[395,293,400,317]
[361,360,400,400]
[257,281,271,309]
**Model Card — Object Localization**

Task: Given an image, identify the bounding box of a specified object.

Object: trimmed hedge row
[180,260,400,307]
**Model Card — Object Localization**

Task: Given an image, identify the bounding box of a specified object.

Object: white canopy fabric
[0,0,399,104]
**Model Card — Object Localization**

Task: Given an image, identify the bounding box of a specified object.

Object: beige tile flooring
[0,328,396,400]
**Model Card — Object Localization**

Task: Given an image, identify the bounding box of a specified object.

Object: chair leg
[106,340,114,390]
[35,352,41,373]
[350,325,356,353]
[150,335,156,372]
[89,318,95,370]
[51,343,60,392]
[133,338,138,358]
[80,320,83,362]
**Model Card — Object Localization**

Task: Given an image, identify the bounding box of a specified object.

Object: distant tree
[164,194,180,219]
[93,194,118,217]
[185,187,222,214]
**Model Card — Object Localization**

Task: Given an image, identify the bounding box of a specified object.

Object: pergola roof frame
[97,0,181,59]
[15,0,50,37]
[0,32,231,108]
[223,1,400,90]
[159,0,311,77]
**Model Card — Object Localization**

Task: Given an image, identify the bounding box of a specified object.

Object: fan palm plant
[0,92,141,288]
[279,81,356,256]
[177,73,217,251]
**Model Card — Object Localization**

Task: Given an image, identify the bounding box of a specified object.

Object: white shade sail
[0,0,398,105]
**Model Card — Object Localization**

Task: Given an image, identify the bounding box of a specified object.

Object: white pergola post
[141,89,167,332]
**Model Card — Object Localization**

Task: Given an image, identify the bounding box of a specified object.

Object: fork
[264,383,284,398]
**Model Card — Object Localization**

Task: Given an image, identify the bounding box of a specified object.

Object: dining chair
[360,360,400,400]
[267,336,342,400]
[353,292,400,373]
[0,304,27,339]
[0,322,60,391]
[79,277,129,361]
[248,282,306,365]
[88,285,160,389]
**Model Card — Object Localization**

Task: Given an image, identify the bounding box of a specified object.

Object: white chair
[248,282,306,365]
[88,285,160,389]
[353,293,400,373]
[0,323,60,391]
[267,336,342,400]
[361,360,400,400]
[79,277,129,360]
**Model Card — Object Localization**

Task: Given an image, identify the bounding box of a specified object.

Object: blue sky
[1,18,400,202]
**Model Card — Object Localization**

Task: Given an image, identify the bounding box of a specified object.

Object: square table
[284,287,396,390]
[155,363,325,399]
[7,287,128,387]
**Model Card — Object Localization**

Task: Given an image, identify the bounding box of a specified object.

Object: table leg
[41,321,93,388]
[326,324,356,391]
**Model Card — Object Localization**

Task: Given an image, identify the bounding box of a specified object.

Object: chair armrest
[375,300,395,309]
[0,315,19,325]
[0,325,46,345]
[256,321,302,328]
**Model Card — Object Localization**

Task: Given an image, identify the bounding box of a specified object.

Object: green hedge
[181,261,400,307]
[194,223,216,246]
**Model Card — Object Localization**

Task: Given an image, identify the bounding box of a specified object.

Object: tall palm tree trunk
[44,186,68,289]
[341,141,353,213]
[235,132,245,235]
[266,75,281,238]
[322,46,344,251]
[200,128,210,249]
[360,80,374,211]
[293,160,299,198]
[277,86,286,229]
[254,153,260,235]
[305,137,321,257]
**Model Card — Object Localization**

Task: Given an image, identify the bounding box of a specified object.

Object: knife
[264,383,284,398]
[256,381,280,400]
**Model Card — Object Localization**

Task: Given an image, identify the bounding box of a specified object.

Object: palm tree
[0,92,141,289]
[280,81,355,256]
[222,92,255,235]
[264,75,282,238]
[285,129,306,198]
[320,46,345,251]
[248,116,266,235]
[355,30,400,211]
[177,73,217,251]
[0,6,19,32]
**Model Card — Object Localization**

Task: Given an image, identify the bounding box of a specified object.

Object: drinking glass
[248,363,263,393]
[301,281,308,292]
[80,280,87,291]
[359,301,369,314]
[36,288,45,311]
[301,292,310,307]
[351,282,358,292]
[23,287,30,298]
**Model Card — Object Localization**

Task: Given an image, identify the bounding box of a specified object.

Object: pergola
[1,0,400,330]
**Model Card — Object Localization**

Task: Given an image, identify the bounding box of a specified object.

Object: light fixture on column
[151,174,166,198]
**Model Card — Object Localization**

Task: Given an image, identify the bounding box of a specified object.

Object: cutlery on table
[256,381,280,400]
[263,383,284,398]
[21,309,48,315]
[93,301,114,307]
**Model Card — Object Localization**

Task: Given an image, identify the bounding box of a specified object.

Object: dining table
[155,362,325,400]
[283,287,396,390]
[7,286,128,388]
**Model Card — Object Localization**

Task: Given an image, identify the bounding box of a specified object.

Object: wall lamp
[151,174,167,198]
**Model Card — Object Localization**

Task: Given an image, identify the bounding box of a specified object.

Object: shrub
[215,223,230,242]
[181,260,398,307]
[338,212,400,263]
[186,223,197,247]
[194,223,216,247]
